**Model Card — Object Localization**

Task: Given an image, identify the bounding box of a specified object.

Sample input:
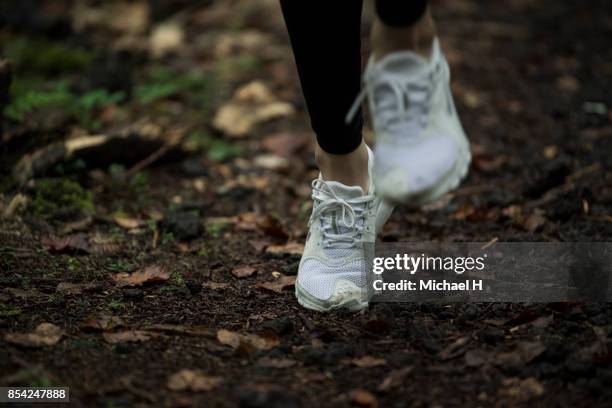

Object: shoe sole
[295,281,368,312]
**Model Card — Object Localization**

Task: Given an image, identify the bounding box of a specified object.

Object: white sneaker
[347,38,470,206]
[296,146,393,312]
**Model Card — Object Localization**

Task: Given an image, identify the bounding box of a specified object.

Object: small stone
[162,210,202,241]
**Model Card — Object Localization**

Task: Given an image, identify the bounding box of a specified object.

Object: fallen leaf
[216,329,278,352]
[556,75,580,92]
[42,234,91,254]
[202,282,230,290]
[264,242,304,256]
[73,2,150,35]
[213,81,294,138]
[351,356,387,368]
[80,314,124,332]
[496,341,546,369]
[253,154,290,171]
[530,314,554,329]
[150,22,184,58]
[249,239,270,252]
[167,369,221,392]
[347,389,378,408]
[4,287,43,299]
[438,336,470,360]
[256,357,297,369]
[113,215,144,229]
[56,282,99,295]
[465,349,493,367]
[103,330,155,344]
[255,214,288,240]
[522,213,547,232]
[232,266,257,278]
[142,324,215,338]
[543,145,559,160]
[3,193,28,217]
[499,377,544,401]
[4,323,64,347]
[112,265,170,287]
[377,366,413,392]
[254,275,296,293]
[59,216,93,234]
[261,132,309,157]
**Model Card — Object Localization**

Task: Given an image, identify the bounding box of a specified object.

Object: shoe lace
[308,179,374,249]
[345,64,436,134]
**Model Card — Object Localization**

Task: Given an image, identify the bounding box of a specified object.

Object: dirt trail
[1,0,611,406]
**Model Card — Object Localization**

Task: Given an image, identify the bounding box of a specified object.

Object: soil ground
[1,0,611,407]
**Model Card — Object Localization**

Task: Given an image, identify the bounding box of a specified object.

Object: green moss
[4,36,95,74]
[4,78,125,127]
[29,178,94,220]
[135,66,210,105]
[184,130,243,160]
[0,304,22,317]
[4,81,72,121]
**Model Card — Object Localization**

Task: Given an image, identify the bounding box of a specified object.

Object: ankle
[315,142,370,193]
[371,8,436,60]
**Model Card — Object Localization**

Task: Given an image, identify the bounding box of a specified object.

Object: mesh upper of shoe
[299,258,366,300]
[374,134,458,193]
[298,179,372,301]
[363,40,463,195]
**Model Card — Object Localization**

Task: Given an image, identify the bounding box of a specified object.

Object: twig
[125,127,188,179]
[526,162,601,209]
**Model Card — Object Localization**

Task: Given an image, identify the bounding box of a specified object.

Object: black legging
[280,0,428,155]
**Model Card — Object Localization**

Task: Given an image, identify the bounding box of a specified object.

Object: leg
[364,0,471,205]
[372,0,435,59]
[279,0,369,191]
[281,1,393,312]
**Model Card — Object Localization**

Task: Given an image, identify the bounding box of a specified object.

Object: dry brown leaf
[202,282,230,290]
[4,323,64,347]
[73,2,150,35]
[261,132,309,157]
[522,213,547,232]
[255,214,288,240]
[465,349,493,367]
[80,314,124,332]
[150,22,184,58]
[256,357,297,369]
[59,216,93,235]
[56,282,99,295]
[499,377,545,401]
[167,369,222,392]
[496,341,546,368]
[43,234,91,254]
[142,324,215,338]
[377,366,413,392]
[213,81,294,138]
[556,75,580,92]
[347,389,378,408]
[351,356,387,368]
[264,242,304,256]
[249,239,270,252]
[231,266,257,278]
[112,265,170,287]
[103,330,155,344]
[438,336,470,360]
[254,275,296,293]
[3,193,28,217]
[113,215,144,229]
[253,154,290,171]
[216,329,278,352]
